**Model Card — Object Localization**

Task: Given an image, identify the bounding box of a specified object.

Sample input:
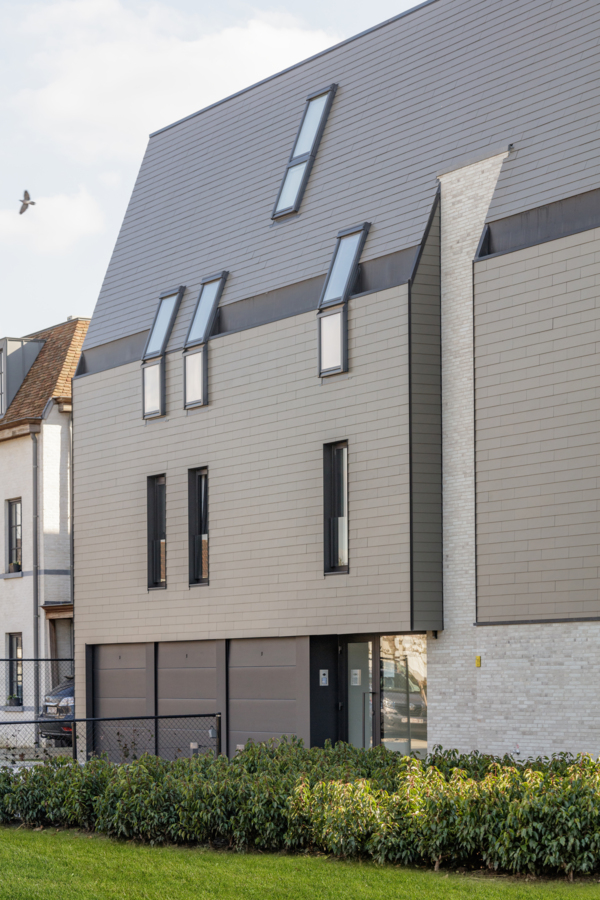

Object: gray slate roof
[84,0,600,351]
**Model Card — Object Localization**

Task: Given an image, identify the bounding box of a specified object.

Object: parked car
[38,674,74,745]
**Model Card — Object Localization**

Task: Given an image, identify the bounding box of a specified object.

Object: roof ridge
[149,0,440,139]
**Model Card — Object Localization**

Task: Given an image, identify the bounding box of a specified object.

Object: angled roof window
[185,272,228,347]
[143,286,185,359]
[272,84,337,219]
[319,223,371,308]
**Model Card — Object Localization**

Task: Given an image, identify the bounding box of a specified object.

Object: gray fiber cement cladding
[83,0,600,353]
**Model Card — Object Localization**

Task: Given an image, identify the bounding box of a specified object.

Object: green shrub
[2,742,600,875]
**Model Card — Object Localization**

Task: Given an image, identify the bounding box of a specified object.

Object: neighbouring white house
[0,317,88,719]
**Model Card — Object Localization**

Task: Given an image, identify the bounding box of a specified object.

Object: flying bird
[19,191,35,214]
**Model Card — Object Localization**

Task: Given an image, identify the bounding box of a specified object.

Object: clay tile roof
[1,318,89,430]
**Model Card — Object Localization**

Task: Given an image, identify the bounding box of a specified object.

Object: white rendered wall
[0,402,72,717]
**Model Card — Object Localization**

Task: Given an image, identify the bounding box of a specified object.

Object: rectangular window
[8,633,23,702]
[0,349,4,416]
[318,305,347,376]
[186,273,228,348]
[143,287,185,360]
[184,348,205,408]
[142,359,163,418]
[272,84,337,218]
[183,272,227,410]
[319,223,371,308]
[141,286,184,420]
[324,442,348,573]
[147,475,166,589]
[8,499,22,573]
[188,468,208,584]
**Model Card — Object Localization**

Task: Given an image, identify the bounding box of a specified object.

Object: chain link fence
[0,714,221,766]
[0,657,221,765]
[0,657,74,721]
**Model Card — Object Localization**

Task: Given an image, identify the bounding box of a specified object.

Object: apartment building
[0,318,88,716]
[73,0,600,757]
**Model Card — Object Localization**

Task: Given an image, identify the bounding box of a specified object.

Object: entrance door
[343,635,428,755]
[347,641,374,748]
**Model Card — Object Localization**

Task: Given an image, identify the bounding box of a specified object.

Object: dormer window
[272,85,337,218]
[317,223,370,377]
[183,272,228,409]
[142,286,185,419]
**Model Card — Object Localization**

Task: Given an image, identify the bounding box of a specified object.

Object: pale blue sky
[0,0,418,337]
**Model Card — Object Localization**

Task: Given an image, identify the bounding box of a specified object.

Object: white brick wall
[428,153,507,752]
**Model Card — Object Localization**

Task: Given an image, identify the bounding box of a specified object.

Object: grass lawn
[1,828,600,900]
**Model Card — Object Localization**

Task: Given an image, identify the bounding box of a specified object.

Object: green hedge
[2,741,600,876]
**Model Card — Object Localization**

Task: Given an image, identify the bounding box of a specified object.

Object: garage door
[228,637,309,752]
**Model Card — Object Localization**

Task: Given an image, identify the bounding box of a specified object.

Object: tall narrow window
[141,286,185,419]
[8,633,23,702]
[188,468,208,584]
[324,442,348,573]
[147,475,166,588]
[8,499,22,573]
[184,272,228,409]
[272,84,337,218]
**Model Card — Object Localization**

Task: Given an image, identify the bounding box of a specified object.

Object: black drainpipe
[31,431,40,743]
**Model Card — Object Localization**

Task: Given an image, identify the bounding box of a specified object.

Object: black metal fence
[0,658,73,720]
[0,713,221,766]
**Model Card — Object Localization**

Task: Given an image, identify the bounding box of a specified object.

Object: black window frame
[7,498,22,573]
[323,441,349,574]
[319,223,371,309]
[182,272,228,411]
[142,358,165,419]
[185,272,228,349]
[188,467,208,585]
[317,303,347,377]
[271,84,337,220]
[7,632,23,702]
[147,474,166,590]
[142,286,186,360]
[183,345,208,410]
[141,285,185,420]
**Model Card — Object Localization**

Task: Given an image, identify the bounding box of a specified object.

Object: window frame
[323,441,349,575]
[141,358,165,419]
[317,304,347,377]
[147,475,167,590]
[185,272,228,349]
[183,346,208,410]
[142,286,185,361]
[271,84,337,219]
[319,223,371,309]
[7,633,23,703]
[7,498,22,573]
[188,467,209,585]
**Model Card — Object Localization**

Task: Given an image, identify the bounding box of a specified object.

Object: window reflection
[380,635,427,757]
